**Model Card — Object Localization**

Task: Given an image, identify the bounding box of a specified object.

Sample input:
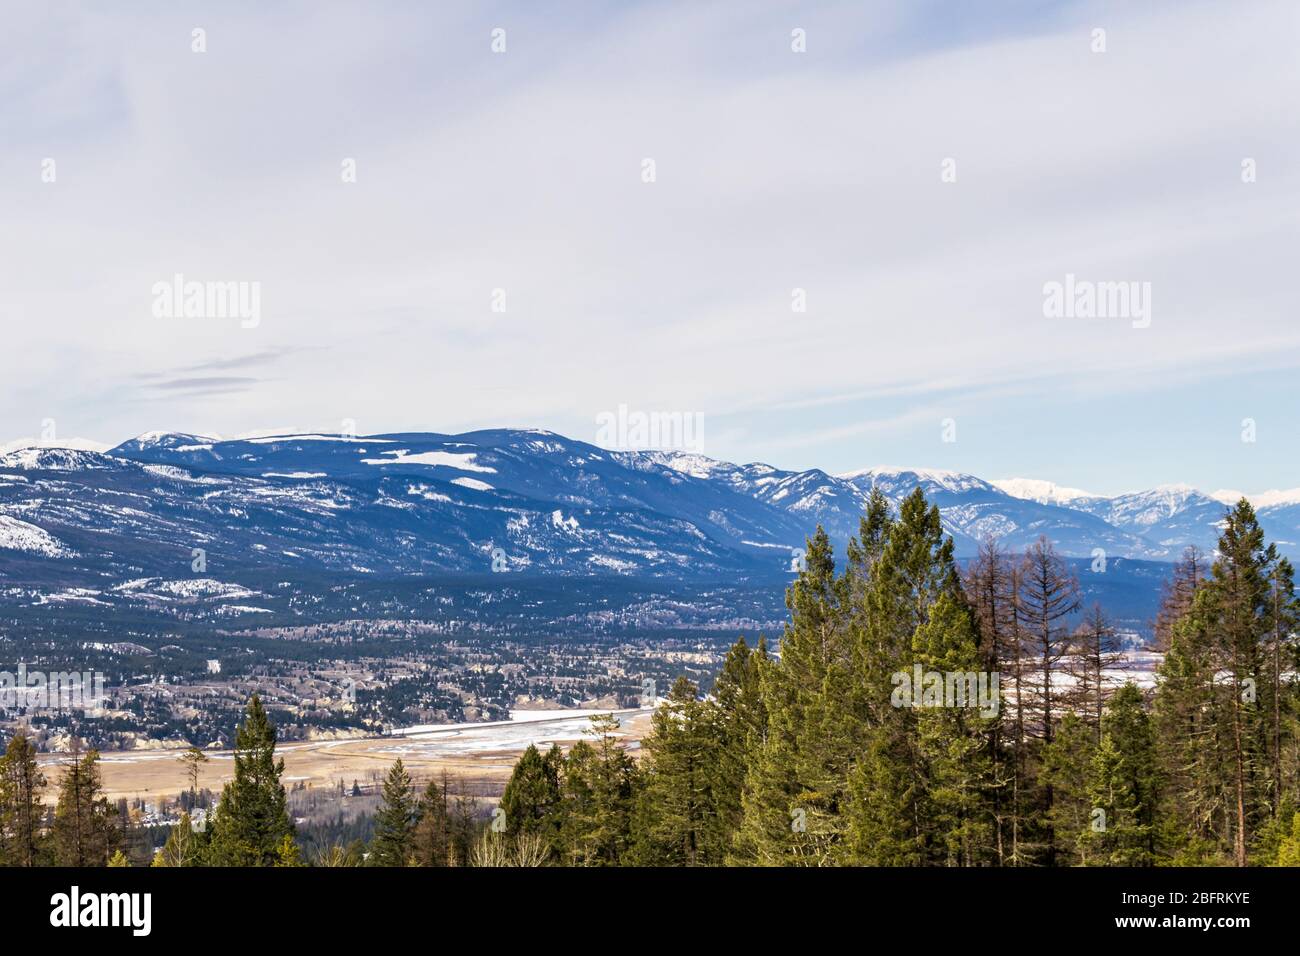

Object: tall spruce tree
[1204,500,1275,866]
[205,694,295,866]
[632,678,717,865]
[709,636,766,857]
[735,526,855,864]
[1153,596,1232,863]
[370,759,416,866]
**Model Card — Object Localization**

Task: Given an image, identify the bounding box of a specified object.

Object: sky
[1,0,1298,495]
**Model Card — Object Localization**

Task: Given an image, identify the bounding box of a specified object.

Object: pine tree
[1080,684,1159,866]
[178,746,208,806]
[274,833,305,867]
[632,677,716,865]
[52,745,119,866]
[1153,597,1231,863]
[846,589,994,865]
[708,635,766,856]
[499,743,561,851]
[0,731,45,867]
[1037,712,1096,865]
[1203,500,1275,866]
[205,694,295,866]
[370,759,416,866]
[557,739,599,865]
[556,715,637,865]
[735,525,855,864]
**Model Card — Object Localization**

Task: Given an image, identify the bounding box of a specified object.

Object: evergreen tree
[178,746,209,804]
[735,525,855,864]
[557,715,637,865]
[846,590,994,865]
[0,731,45,867]
[1037,712,1096,865]
[205,694,295,866]
[1265,558,1299,818]
[1081,684,1159,866]
[632,678,716,865]
[370,759,416,866]
[1153,597,1231,863]
[52,746,119,866]
[1202,500,1275,866]
[1274,812,1300,866]
[274,833,305,867]
[499,743,562,851]
[708,636,767,856]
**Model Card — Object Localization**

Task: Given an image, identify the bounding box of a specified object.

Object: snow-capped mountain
[0,431,1290,600]
[991,478,1095,506]
[994,478,1300,557]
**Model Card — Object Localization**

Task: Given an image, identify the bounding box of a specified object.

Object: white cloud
[1,0,1296,486]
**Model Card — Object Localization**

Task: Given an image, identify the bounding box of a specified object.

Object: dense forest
[3,487,1299,867]
[486,487,1300,867]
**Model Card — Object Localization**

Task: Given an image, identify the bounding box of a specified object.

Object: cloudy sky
[2,0,1297,494]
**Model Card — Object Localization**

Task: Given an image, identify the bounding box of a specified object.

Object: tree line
[485,488,1300,866]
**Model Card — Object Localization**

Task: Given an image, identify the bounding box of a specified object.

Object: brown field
[38,709,654,803]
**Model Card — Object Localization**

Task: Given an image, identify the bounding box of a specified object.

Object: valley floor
[37,707,654,804]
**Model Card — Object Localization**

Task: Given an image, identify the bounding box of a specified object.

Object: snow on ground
[361,449,496,472]
[0,514,76,557]
[451,476,493,491]
[247,434,395,444]
[112,578,259,600]
[384,708,648,757]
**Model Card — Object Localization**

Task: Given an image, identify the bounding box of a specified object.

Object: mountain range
[1,429,1296,598]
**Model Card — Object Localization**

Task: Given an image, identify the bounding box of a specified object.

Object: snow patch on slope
[0,515,76,557]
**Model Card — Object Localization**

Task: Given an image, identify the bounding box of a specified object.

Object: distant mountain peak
[115,430,220,451]
[0,436,111,455]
